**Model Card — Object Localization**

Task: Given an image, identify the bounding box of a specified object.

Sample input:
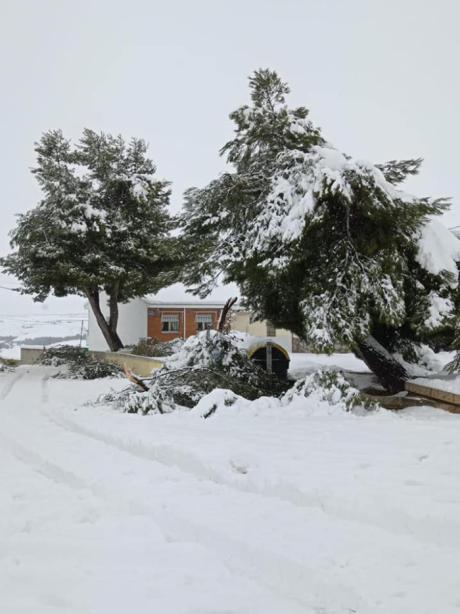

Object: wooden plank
[406,381,460,413]
[406,381,460,405]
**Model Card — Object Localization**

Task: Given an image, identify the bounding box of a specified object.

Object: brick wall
[147,307,222,342]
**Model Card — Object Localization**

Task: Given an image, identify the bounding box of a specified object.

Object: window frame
[196,313,213,331]
[161,313,180,333]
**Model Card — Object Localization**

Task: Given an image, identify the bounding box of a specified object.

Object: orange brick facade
[147,307,222,342]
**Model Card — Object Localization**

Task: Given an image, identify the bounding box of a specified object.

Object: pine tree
[2,129,180,351]
[181,69,460,391]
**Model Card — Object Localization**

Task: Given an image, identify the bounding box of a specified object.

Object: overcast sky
[1,0,459,314]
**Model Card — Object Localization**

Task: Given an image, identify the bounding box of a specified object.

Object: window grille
[161,314,180,332]
[196,313,213,331]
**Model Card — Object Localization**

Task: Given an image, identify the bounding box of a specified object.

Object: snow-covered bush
[190,369,377,420]
[282,369,378,412]
[106,330,289,414]
[446,354,460,375]
[0,359,16,373]
[128,337,184,357]
[39,346,122,379]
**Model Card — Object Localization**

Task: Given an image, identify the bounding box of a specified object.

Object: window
[161,314,179,333]
[196,313,213,331]
[266,321,276,336]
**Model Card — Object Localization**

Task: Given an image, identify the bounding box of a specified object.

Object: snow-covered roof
[143,282,239,308]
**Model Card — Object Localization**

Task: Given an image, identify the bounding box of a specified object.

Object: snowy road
[2,367,460,613]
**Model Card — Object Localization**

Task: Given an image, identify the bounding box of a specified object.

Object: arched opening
[247,342,290,379]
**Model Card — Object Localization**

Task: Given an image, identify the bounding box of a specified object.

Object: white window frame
[196,313,213,331]
[161,314,180,333]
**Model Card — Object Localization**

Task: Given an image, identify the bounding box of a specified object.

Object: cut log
[123,364,149,392]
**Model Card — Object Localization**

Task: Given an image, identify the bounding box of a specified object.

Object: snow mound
[192,369,377,419]
[283,369,377,412]
[416,219,460,283]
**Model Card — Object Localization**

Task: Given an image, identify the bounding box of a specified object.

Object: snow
[143,282,239,304]
[259,145,418,249]
[3,366,460,612]
[411,374,460,395]
[416,218,460,283]
[395,345,454,378]
[0,313,87,360]
[288,351,370,378]
[424,291,454,329]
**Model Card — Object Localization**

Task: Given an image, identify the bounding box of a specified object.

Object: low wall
[20,346,46,364]
[93,351,163,376]
[20,346,163,377]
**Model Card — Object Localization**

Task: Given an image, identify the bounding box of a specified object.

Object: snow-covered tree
[2,129,179,351]
[181,69,460,391]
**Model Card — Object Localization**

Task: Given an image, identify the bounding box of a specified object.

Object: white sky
[1,0,459,314]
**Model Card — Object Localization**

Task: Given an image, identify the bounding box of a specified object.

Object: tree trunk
[217,297,238,333]
[354,335,408,394]
[107,285,123,348]
[86,289,124,352]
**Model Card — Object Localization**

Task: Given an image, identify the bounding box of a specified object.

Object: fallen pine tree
[101,330,378,415]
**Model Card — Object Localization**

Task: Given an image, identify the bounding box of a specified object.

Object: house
[146,301,224,341]
[87,284,294,352]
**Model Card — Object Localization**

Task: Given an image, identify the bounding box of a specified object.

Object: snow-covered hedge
[39,346,122,379]
[128,337,184,358]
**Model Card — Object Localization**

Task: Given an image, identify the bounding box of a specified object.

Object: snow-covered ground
[289,351,370,376]
[2,365,460,613]
[0,313,87,359]
[411,374,460,395]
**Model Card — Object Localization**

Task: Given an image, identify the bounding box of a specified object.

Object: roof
[143,282,239,308]
[145,302,226,309]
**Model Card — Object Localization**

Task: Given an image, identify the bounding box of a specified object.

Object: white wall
[87,296,148,351]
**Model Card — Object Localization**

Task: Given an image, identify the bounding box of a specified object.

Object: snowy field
[0,313,87,359]
[2,365,460,613]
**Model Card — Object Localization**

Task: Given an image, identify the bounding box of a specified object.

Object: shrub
[39,345,122,379]
[129,337,184,357]
[0,357,18,370]
[283,369,378,411]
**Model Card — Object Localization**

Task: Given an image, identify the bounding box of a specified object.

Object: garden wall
[20,346,163,377]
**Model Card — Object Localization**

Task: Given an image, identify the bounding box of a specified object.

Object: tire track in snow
[0,371,25,400]
[0,429,152,518]
[0,430,91,491]
[41,406,460,552]
[41,374,50,404]
[6,370,460,613]
[42,403,460,614]
[0,425,342,613]
[32,407,361,613]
